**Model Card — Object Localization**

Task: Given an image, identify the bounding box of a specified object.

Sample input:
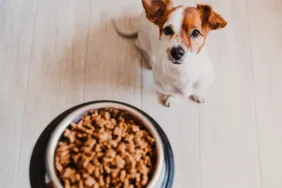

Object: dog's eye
[163,26,174,35]
[190,29,201,38]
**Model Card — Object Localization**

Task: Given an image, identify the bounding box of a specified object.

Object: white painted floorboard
[0,0,281,187]
[0,0,37,187]
[248,1,282,187]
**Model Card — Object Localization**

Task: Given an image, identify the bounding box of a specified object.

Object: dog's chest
[152,61,195,94]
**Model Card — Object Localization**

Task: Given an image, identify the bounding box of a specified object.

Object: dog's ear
[142,0,174,25]
[197,4,227,31]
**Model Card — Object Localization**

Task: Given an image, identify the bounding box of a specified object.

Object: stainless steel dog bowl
[46,102,165,188]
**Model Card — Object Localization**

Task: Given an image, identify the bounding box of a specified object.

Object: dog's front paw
[191,94,205,103]
[163,95,176,107]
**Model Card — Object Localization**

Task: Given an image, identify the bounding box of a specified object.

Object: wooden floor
[1,0,282,187]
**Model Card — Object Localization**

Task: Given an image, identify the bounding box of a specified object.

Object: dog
[112,0,227,107]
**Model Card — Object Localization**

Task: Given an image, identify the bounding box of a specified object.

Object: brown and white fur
[113,0,227,107]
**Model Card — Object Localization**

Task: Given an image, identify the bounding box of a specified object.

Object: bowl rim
[46,102,164,188]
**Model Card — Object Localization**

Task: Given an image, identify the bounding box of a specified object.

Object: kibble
[55,108,156,188]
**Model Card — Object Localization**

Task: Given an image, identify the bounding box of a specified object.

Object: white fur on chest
[152,48,214,96]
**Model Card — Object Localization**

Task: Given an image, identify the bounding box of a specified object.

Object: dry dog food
[55,108,157,188]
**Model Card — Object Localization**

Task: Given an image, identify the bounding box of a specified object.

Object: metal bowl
[46,102,165,188]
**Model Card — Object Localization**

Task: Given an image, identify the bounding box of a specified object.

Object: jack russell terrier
[113,0,227,107]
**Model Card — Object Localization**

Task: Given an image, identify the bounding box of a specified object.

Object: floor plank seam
[140,55,143,110]
[14,0,39,187]
[83,0,92,102]
[197,104,202,188]
[245,0,263,187]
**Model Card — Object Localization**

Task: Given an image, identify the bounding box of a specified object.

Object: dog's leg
[190,73,214,103]
[163,94,177,107]
[191,90,205,103]
[134,40,155,69]
[182,85,193,98]
[180,83,205,103]
[134,40,150,66]
[190,80,210,103]
[183,86,205,103]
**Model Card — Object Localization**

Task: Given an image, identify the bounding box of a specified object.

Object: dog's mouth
[167,56,182,65]
[169,57,183,65]
[171,61,181,65]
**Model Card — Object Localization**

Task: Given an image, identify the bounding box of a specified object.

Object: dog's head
[142,0,227,64]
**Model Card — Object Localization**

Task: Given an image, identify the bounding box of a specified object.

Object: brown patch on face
[177,5,227,53]
[180,8,204,52]
[158,6,184,38]
[142,0,184,36]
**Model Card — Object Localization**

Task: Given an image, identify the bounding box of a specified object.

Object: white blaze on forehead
[163,7,185,34]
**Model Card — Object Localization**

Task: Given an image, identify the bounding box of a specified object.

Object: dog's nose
[170,46,185,60]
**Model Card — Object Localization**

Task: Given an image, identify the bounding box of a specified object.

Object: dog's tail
[111,19,138,38]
